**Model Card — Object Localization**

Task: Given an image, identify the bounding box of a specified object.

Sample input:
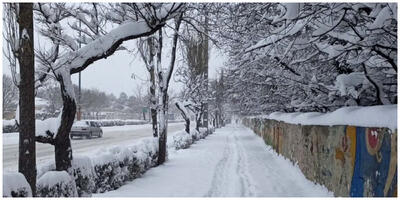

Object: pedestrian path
[94,124,333,197]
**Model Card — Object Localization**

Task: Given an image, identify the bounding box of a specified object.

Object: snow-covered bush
[37,161,56,179]
[190,127,211,141]
[70,156,96,197]
[3,172,32,197]
[170,127,213,151]
[37,171,78,197]
[173,131,193,150]
[89,119,147,127]
[91,138,158,193]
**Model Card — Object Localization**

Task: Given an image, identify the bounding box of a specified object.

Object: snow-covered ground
[3,123,187,171]
[95,124,333,197]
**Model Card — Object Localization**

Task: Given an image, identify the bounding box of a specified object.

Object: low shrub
[37,171,78,197]
[3,172,32,197]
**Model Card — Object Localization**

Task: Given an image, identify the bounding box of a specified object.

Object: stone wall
[242,118,397,197]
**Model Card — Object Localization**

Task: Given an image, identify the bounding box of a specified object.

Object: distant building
[6,97,54,120]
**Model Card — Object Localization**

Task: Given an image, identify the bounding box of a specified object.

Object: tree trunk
[156,16,182,165]
[158,91,168,165]
[196,111,203,132]
[54,76,76,171]
[17,3,36,196]
[146,38,158,138]
[175,102,190,134]
[150,70,158,138]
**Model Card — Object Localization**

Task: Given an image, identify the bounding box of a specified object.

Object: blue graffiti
[350,127,395,197]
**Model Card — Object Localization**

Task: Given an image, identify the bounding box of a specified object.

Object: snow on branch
[61,3,184,74]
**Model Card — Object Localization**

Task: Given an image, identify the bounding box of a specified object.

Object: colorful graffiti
[350,127,397,197]
[243,118,397,197]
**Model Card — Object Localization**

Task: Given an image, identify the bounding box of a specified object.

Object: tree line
[4,2,396,196]
[3,3,223,195]
[208,3,397,115]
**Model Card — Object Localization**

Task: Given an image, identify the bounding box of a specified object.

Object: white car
[71,121,103,139]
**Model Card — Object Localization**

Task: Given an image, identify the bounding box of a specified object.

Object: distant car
[71,121,103,139]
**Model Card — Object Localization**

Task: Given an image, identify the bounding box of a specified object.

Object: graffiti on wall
[243,118,397,197]
[350,127,397,197]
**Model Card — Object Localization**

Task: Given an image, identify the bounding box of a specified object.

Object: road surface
[3,122,186,171]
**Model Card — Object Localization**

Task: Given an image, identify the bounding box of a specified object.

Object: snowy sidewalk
[94,124,333,197]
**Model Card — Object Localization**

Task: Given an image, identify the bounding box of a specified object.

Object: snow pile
[261,105,397,130]
[3,172,32,197]
[37,171,78,197]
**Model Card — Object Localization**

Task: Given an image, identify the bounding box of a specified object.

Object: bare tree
[155,13,183,164]
[138,37,158,137]
[3,3,37,195]
[34,2,185,170]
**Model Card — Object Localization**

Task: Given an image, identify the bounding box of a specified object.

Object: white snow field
[2,122,186,171]
[95,124,333,197]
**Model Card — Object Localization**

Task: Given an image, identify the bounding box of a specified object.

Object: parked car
[71,120,103,139]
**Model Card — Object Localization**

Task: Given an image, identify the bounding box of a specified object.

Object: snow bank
[37,171,78,197]
[3,119,16,126]
[2,132,19,145]
[257,105,397,130]
[3,172,32,197]
[3,119,18,133]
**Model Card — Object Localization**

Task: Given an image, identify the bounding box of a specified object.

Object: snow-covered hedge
[3,172,32,197]
[37,171,78,197]
[170,127,214,150]
[2,119,148,133]
[91,138,158,193]
[70,156,96,197]
[91,119,148,127]
[172,131,193,150]
[32,127,214,197]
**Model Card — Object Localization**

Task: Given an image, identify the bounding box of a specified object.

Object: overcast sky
[2,19,228,97]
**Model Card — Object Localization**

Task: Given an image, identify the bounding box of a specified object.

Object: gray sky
[2,20,228,97]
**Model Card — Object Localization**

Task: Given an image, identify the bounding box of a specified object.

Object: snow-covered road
[2,123,186,171]
[95,124,333,197]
